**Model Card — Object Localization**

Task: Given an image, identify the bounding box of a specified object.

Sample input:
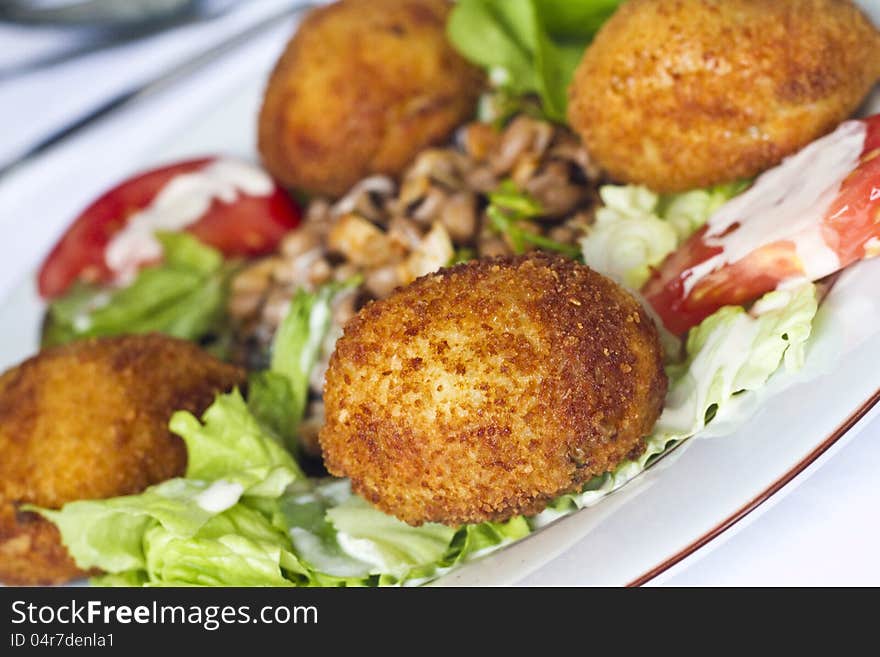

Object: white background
[0,0,878,586]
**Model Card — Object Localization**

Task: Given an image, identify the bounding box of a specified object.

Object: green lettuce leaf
[246,370,298,446]
[277,479,530,586]
[247,278,360,453]
[42,232,233,351]
[448,0,538,96]
[280,480,378,583]
[655,283,818,440]
[448,0,623,122]
[140,504,306,587]
[537,0,622,38]
[658,180,751,241]
[580,186,678,288]
[91,504,309,587]
[487,180,582,257]
[170,388,303,497]
[278,480,455,585]
[580,182,749,288]
[326,496,456,581]
[32,478,232,572]
[441,517,531,567]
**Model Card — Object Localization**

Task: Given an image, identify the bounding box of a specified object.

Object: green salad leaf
[34,478,239,573]
[281,480,455,585]
[137,504,305,587]
[326,495,457,580]
[42,232,234,351]
[487,180,581,257]
[580,186,678,288]
[448,0,623,122]
[270,281,358,430]
[658,180,751,241]
[247,278,361,453]
[246,370,299,446]
[171,389,303,497]
[656,283,818,440]
[449,1,538,95]
[279,479,529,586]
[537,0,622,38]
[580,181,750,288]
[86,501,310,587]
[279,480,378,584]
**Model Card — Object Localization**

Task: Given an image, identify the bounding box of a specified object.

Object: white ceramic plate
[1,5,879,587]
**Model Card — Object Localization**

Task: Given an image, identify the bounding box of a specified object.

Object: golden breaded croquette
[258,0,484,198]
[568,0,880,193]
[319,254,667,526]
[0,334,245,585]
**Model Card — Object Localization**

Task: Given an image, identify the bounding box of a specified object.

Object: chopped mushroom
[327,213,399,267]
[228,114,604,455]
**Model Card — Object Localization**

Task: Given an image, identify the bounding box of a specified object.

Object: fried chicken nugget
[0,334,245,585]
[568,0,880,192]
[319,254,667,526]
[258,0,485,198]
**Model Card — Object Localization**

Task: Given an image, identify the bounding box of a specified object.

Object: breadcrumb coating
[0,334,245,585]
[320,254,667,526]
[568,0,880,192]
[258,0,484,197]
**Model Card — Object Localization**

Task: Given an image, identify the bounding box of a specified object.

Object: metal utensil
[0,1,316,180]
[0,0,236,26]
[0,1,242,80]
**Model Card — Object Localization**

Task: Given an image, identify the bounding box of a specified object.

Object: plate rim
[627,384,880,586]
[2,15,878,586]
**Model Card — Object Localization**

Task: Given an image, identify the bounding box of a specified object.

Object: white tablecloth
[0,0,878,587]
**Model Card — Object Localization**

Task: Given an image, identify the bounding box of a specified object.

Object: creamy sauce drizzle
[681,120,867,296]
[334,532,392,573]
[194,479,244,513]
[105,158,274,284]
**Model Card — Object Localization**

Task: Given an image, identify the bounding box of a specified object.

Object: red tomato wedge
[643,114,880,335]
[38,157,301,299]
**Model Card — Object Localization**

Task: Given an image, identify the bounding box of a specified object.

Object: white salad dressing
[71,290,113,332]
[104,158,274,284]
[657,314,760,434]
[775,275,811,290]
[194,479,244,513]
[334,532,394,573]
[288,528,373,578]
[302,300,331,374]
[749,288,795,316]
[681,120,867,296]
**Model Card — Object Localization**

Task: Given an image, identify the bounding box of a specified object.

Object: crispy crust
[0,334,245,585]
[568,0,880,192]
[319,254,667,526]
[258,0,485,197]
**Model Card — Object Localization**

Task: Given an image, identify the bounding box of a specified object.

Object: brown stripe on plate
[627,384,880,587]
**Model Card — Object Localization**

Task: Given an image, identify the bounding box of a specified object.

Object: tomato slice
[38,157,300,299]
[643,114,880,335]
